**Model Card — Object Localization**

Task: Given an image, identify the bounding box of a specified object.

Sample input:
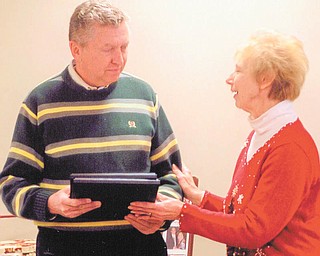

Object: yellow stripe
[10,147,44,169]
[38,103,157,119]
[161,173,177,180]
[46,140,151,155]
[158,188,181,200]
[155,95,159,111]
[150,139,178,162]
[39,183,68,190]
[22,104,37,121]
[0,175,15,190]
[34,220,130,228]
[14,185,39,217]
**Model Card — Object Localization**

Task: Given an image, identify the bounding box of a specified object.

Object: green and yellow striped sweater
[0,67,182,231]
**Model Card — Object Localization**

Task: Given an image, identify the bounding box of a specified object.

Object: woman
[126,30,320,255]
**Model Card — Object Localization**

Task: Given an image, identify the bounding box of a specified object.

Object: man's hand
[125,213,164,235]
[47,186,101,218]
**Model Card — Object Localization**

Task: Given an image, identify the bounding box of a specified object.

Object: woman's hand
[127,193,184,221]
[173,164,205,206]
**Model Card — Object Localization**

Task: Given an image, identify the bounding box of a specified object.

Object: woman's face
[226,58,262,118]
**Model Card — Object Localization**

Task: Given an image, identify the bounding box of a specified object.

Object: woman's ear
[258,70,276,90]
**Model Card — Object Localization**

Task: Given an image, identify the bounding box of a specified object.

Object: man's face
[71,22,129,87]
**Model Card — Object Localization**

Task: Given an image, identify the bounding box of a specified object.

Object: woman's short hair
[235,30,309,101]
[69,0,128,46]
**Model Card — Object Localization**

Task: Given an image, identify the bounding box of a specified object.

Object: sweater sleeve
[149,98,183,201]
[0,101,55,221]
[179,142,315,249]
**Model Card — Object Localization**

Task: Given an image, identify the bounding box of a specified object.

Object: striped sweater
[0,67,182,231]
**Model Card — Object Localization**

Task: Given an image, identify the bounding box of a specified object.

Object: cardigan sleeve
[179,142,315,249]
[199,191,225,211]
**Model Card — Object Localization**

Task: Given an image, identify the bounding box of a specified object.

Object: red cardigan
[180,119,320,255]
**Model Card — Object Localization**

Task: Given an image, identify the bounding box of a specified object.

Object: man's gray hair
[69,0,128,45]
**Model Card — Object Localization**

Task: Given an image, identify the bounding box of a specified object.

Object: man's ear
[259,71,276,90]
[69,40,81,59]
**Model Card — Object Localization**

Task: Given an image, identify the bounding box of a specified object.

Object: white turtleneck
[247,100,298,162]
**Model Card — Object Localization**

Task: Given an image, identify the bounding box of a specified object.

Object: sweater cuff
[179,202,193,232]
[34,190,55,221]
[179,192,209,231]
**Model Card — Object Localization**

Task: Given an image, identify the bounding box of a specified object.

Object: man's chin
[105,72,121,84]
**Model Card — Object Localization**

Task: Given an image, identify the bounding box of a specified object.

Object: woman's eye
[121,45,128,51]
[102,47,113,52]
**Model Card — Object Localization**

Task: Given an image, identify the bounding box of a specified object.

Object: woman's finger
[181,164,196,185]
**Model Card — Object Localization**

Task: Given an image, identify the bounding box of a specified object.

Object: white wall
[1,1,319,255]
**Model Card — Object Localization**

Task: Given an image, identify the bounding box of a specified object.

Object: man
[0,1,182,255]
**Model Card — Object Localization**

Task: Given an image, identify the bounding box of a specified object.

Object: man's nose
[111,49,124,64]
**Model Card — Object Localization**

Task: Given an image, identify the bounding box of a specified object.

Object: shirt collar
[68,60,109,90]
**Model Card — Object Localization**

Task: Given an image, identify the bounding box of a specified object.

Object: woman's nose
[226,74,234,85]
